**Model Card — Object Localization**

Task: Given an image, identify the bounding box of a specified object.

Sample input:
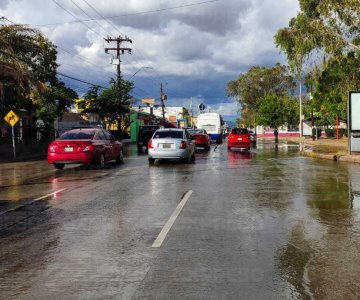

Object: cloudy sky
[0,0,299,120]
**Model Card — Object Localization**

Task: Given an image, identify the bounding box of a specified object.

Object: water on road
[1,140,360,299]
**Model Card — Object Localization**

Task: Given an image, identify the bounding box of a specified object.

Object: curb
[301,151,360,163]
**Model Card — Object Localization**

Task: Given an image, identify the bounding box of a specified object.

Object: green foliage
[311,52,360,123]
[339,128,347,138]
[275,0,360,128]
[275,0,360,69]
[312,127,322,139]
[227,64,295,128]
[0,21,77,131]
[325,128,335,138]
[87,78,134,131]
[257,94,299,129]
[227,63,295,111]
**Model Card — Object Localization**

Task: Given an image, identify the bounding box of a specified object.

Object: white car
[148,128,196,164]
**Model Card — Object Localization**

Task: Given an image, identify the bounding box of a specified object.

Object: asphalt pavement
[1,141,360,299]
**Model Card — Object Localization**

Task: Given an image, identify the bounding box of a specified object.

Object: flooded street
[1,140,360,299]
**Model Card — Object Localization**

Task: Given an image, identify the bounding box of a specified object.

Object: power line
[69,0,110,35]
[52,0,152,83]
[56,45,115,77]
[51,0,102,38]
[57,72,107,88]
[79,0,163,85]
[38,0,220,27]
[81,0,120,34]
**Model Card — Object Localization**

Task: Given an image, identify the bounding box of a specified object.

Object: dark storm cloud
[0,0,10,9]
[173,1,252,35]
[79,0,253,36]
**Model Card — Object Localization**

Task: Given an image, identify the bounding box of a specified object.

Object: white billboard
[350,92,360,130]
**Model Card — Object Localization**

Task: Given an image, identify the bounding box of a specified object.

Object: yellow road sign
[4,110,19,127]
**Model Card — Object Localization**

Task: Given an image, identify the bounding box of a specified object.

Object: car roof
[66,128,100,133]
[155,128,183,131]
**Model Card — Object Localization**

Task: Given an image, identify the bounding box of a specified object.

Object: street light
[128,66,153,79]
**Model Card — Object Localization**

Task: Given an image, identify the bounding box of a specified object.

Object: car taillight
[179,140,187,149]
[83,144,94,152]
[148,139,153,149]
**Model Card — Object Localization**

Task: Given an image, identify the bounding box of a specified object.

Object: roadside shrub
[339,128,347,138]
[325,128,335,138]
[312,127,322,138]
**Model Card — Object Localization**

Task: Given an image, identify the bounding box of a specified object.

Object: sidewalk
[279,136,360,163]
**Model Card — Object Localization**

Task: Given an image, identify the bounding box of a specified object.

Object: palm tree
[0,18,41,101]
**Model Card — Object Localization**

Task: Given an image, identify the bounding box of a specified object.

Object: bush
[339,128,348,138]
[312,127,322,139]
[325,128,335,138]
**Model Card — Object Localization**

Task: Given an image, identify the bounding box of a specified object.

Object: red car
[47,128,124,169]
[188,128,211,151]
[227,128,251,151]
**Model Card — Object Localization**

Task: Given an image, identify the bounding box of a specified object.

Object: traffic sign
[4,110,19,127]
[199,103,205,111]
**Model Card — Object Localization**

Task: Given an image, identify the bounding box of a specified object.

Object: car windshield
[59,131,95,140]
[153,131,183,139]
[188,129,203,134]
[231,128,248,134]
[139,126,159,137]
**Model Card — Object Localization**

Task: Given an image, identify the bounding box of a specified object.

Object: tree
[275,0,360,133]
[0,21,40,115]
[310,52,360,123]
[0,20,77,139]
[275,0,360,65]
[257,94,299,143]
[89,78,134,133]
[226,63,295,128]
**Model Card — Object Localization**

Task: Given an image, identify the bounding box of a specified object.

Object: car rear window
[153,131,183,139]
[231,128,248,134]
[139,126,160,133]
[139,126,160,138]
[188,129,203,134]
[59,131,95,140]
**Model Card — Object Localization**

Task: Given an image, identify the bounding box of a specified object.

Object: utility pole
[190,97,194,128]
[104,35,132,130]
[160,83,167,126]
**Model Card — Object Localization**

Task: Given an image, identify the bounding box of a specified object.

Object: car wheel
[148,157,155,165]
[191,152,195,163]
[54,163,64,170]
[206,145,211,151]
[228,146,231,151]
[99,153,105,169]
[116,148,124,164]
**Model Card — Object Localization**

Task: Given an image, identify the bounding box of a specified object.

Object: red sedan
[227,128,251,151]
[188,128,211,151]
[47,128,124,169]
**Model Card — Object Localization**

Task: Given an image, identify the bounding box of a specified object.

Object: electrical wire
[51,0,102,38]
[38,0,220,27]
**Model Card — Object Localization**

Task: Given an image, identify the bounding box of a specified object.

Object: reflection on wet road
[1,141,360,299]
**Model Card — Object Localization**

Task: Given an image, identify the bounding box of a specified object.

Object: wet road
[1,140,360,299]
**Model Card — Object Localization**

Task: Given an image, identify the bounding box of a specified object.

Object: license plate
[162,143,171,149]
[238,138,243,141]
[64,147,73,152]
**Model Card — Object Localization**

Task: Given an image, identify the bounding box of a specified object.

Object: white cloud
[0,0,300,114]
